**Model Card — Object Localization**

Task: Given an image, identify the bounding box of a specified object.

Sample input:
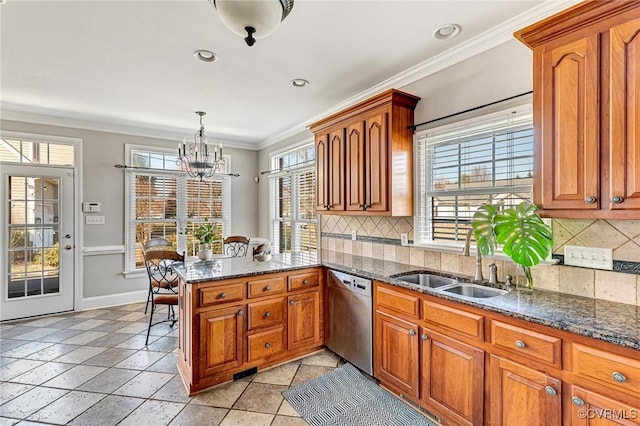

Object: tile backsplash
[321,216,640,306]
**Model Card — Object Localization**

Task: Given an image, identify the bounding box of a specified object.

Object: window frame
[413,105,534,251]
[124,144,231,275]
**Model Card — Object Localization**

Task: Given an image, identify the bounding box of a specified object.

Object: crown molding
[0,105,260,151]
[258,0,581,151]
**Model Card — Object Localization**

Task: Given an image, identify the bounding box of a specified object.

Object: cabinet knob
[289,300,295,305]
[612,371,627,383]
[264,285,271,291]
[612,196,624,204]
[515,340,526,349]
[408,329,416,336]
[585,196,597,204]
[572,396,585,407]
[364,204,370,209]
[237,309,244,316]
[421,334,428,341]
[265,342,271,349]
[264,311,272,318]
[544,386,557,396]
[219,292,226,299]
[302,279,308,285]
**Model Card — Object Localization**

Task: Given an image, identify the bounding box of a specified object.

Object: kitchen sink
[440,283,507,299]
[393,273,457,288]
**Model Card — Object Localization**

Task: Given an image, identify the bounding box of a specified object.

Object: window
[1,137,74,166]
[269,144,317,254]
[125,146,230,271]
[415,106,534,246]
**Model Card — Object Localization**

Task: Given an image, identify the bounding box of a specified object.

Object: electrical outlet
[564,245,613,270]
[85,215,105,225]
[351,230,357,241]
[400,233,408,246]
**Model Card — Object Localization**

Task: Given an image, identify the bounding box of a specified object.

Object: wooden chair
[142,238,173,313]
[143,250,183,345]
[223,236,250,257]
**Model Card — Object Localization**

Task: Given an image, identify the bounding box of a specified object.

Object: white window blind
[125,147,230,271]
[269,145,317,254]
[415,106,534,246]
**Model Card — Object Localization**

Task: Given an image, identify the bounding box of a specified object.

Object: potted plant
[193,218,220,260]
[471,201,553,290]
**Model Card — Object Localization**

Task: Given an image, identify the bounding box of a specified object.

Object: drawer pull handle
[237,309,244,316]
[264,285,271,291]
[303,279,309,285]
[408,329,416,336]
[544,386,557,396]
[265,342,271,349]
[585,196,597,204]
[572,396,585,407]
[289,300,295,305]
[264,311,272,318]
[612,196,624,204]
[420,334,428,341]
[515,340,526,349]
[612,372,627,383]
[219,292,227,299]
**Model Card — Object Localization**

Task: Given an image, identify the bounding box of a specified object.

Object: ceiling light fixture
[177,112,224,180]
[291,78,309,88]
[194,50,217,62]
[433,24,462,40]
[209,0,294,47]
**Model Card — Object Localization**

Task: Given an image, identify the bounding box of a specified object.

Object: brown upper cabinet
[309,89,420,216]
[515,1,640,218]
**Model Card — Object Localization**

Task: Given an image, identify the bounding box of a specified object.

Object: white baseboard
[82,290,147,310]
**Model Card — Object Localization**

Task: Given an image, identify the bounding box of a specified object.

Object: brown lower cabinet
[178,268,323,395]
[373,281,640,426]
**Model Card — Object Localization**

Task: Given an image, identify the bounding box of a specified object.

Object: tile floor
[0,303,343,425]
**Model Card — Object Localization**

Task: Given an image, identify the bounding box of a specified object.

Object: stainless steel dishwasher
[327,269,373,375]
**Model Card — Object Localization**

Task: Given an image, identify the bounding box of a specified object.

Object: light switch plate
[564,245,613,270]
[351,230,357,241]
[85,215,105,225]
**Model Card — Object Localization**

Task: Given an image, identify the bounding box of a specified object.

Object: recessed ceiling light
[0,0,8,5]
[291,79,309,88]
[194,50,217,62]
[433,24,462,40]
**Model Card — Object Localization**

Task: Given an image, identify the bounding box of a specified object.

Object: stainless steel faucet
[462,229,483,281]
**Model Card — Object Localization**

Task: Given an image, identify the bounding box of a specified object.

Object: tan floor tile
[42,365,106,389]
[1,342,53,358]
[277,400,300,417]
[219,410,274,426]
[191,381,248,408]
[290,365,335,386]
[147,353,179,374]
[0,417,19,426]
[69,395,144,426]
[232,382,288,414]
[300,350,339,367]
[118,400,185,426]
[23,343,79,361]
[152,375,191,403]
[169,405,227,426]
[11,327,59,341]
[0,382,34,405]
[113,371,174,398]
[73,309,110,319]
[69,319,109,331]
[115,334,159,350]
[60,331,108,345]
[119,312,148,322]
[10,361,74,385]
[54,346,107,364]
[77,368,140,393]
[114,350,165,370]
[253,362,299,386]
[271,416,308,426]
[27,390,105,424]
[116,322,149,335]
[0,386,68,419]
[0,360,45,381]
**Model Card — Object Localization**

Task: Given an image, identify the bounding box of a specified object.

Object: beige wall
[0,119,258,299]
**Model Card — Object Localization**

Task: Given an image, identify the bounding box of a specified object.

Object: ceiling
[1,1,572,150]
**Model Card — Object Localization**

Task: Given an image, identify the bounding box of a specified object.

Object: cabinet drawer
[422,300,484,341]
[248,276,285,298]
[490,320,562,368]
[247,298,285,330]
[376,285,420,319]
[247,326,286,362]
[199,282,244,307]
[569,342,640,396]
[288,271,319,291]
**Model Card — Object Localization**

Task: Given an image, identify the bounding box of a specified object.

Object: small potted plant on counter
[471,200,553,290]
[193,218,220,261]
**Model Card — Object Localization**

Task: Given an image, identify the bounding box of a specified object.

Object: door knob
[64,245,72,250]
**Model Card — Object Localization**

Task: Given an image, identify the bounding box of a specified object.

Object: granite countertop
[172,252,321,284]
[322,252,640,351]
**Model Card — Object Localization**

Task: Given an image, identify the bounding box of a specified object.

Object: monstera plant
[471,201,553,290]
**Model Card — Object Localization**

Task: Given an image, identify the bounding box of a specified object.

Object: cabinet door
[569,385,640,425]
[490,355,561,426]
[199,305,244,377]
[365,111,389,212]
[346,121,366,211]
[539,34,600,210]
[287,291,321,350]
[374,310,419,398]
[609,17,640,210]
[328,127,346,211]
[420,328,484,426]
[315,133,330,211]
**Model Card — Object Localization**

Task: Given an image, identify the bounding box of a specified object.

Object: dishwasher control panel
[328,270,371,297]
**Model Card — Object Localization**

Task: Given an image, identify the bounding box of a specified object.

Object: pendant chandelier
[177,111,223,180]
[210,0,294,47]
